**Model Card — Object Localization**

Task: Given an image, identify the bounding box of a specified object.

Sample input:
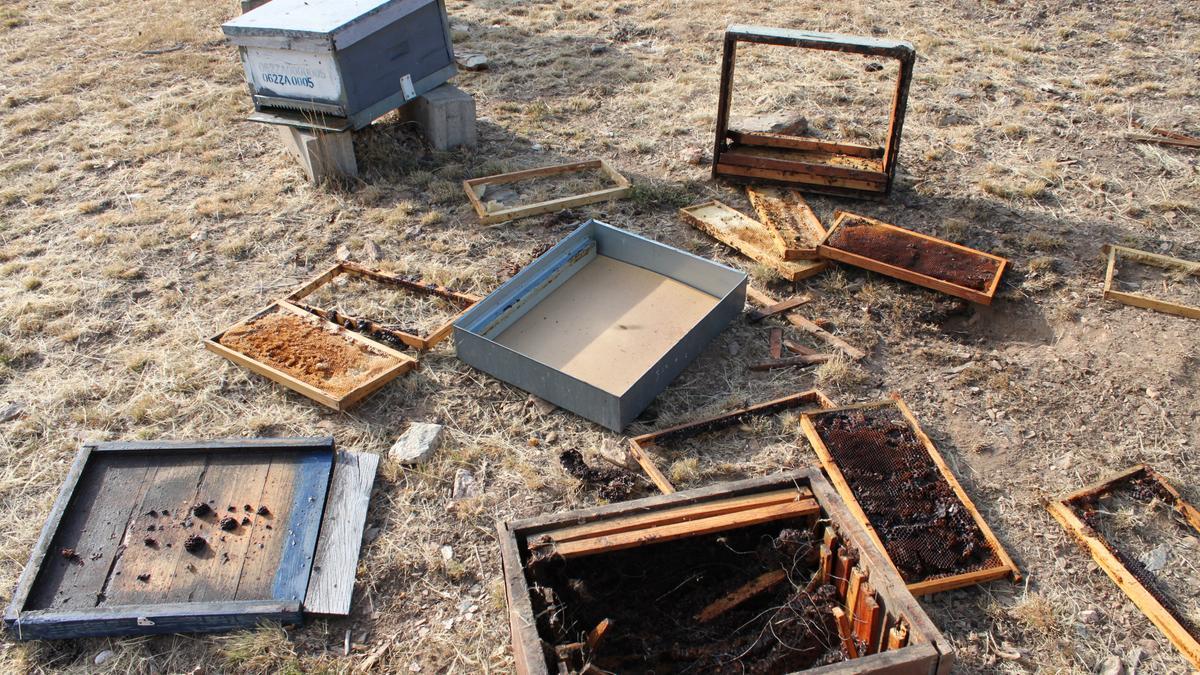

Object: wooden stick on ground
[695,569,789,623]
[747,294,813,322]
[783,340,819,356]
[746,286,866,360]
[749,353,835,371]
[768,327,783,359]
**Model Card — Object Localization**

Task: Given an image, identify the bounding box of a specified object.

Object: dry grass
[1,0,1199,672]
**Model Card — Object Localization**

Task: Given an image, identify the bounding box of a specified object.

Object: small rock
[1125,646,1144,674]
[1078,609,1100,624]
[1141,543,1168,572]
[1138,638,1157,655]
[1097,655,1125,675]
[95,650,116,666]
[389,422,445,464]
[363,525,381,543]
[530,143,543,152]
[590,44,608,55]
[0,402,25,423]
[545,431,558,444]
[189,230,208,242]
[440,545,454,561]
[727,341,740,357]
[528,395,557,415]
[335,244,352,261]
[451,468,479,499]
[450,22,468,32]
[455,51,488,71]
[364,240,382,262]
[681,147,706,165]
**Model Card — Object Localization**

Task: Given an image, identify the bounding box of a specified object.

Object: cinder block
[240,0,270,13]
[397,83,477,150]
[276,126,358,183]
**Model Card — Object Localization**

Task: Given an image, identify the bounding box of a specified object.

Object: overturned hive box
[498,470,953,674]
[453,220,747,431]
[712,26,915,199]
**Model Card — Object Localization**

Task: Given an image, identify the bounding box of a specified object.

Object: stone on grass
[389,423,444,464]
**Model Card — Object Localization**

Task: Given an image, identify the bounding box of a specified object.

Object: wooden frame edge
[462,159,632,225]
[1102,244,1200,320]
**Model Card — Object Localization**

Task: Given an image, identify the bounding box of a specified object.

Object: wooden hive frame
[818,211,1008,305]
[4,437,378,640]
[746,185,828,260]
[627,389,836,494]
[462,159,632,225]
[1047,465,1200,668]
[712,25,916,199]
[205,300,417,411]
[800,395,1020,595]
[285,261,481,351]
[1102,244,1200,320]
[498,469,954,674]
[679,200,827,282]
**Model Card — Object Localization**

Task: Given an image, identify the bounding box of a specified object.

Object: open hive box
[454,220,747,431]
[5,437,377,639]
[818,211,1008,305]
[800,397,1020,595]
[628,389,836,494]
[712,26,915,199]
[1048,465,1200,667]
[498,469,953,674]
[1102,244,1200,320]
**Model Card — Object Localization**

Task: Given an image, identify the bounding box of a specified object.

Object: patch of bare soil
[526,522,845,673]
[218,309,395,397]
[1072,474,1200,637]
[812,407,1001,583]
[828,218,1000,291]
[1113,256,1200,309]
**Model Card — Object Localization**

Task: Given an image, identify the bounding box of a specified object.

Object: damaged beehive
[712,26,915,199]
[679,200,826,282]
[628,389,836,494]
[800,396,1020,595]
[498,470,953,674]
[1048,465,1200,668]
[818,211,1008,305]
[4,437,377,639]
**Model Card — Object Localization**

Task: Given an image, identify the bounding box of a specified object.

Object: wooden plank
[535,489,807,545]
[747,185,827,260]
[749,353,834,371]
[549,498,820,559]
[832,606,859,658]
[232,453,298,600]
[1125,133,1200,149]
[834,549,853,598]
[304,450,379,616]
[768,327,782,359]
[270,450,332,603]
[626,441,675,495]
[92,437,334,454]
[746,294,813,322]
[819,211,1008,305]
[783,340,819,356]
[728,130,883,159]
[24,455,153,611]
[746,286,866,360]
[462,159,632,225]
[846,566,867,617]
[904,566,1014,596]
[680,200,826,282]
[721,147,888,184]
[1048,501,1200,667]
[716,162,887,193]
[695,569,788,623]
[6,600,301,641]
[630,389,835,449]
[1102,245,1200,320]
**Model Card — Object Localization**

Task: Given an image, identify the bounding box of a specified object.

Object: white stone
[451,468,478,499]
[389,423,444,464]
[94,650,116,666]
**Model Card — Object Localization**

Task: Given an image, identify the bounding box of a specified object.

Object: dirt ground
[1,0,1198,672]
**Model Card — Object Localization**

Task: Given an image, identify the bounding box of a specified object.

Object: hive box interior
[454,220,747,431]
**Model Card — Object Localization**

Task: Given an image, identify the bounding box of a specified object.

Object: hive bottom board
[493,255,720,395]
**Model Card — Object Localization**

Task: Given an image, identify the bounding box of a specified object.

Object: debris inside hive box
[819,212,1007,304]
[218,307,398,397]
[802,398,1020,594]
[1050,465,1200,665]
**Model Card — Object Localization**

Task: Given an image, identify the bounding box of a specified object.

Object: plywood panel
[494,255,720,395]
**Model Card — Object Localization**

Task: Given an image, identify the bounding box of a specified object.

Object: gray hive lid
[222,0,432,50]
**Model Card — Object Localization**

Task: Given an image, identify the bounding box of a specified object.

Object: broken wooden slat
[625,441,676,495]
[887,621,909,650]
[817,544,834,587]
[585,618,610,652]
[304,450,379,616]
[749,353,834,371]
[720,148,888,185]
[679,200,826,282]
[548,498,820,559]
[695,568,788,623]
[768,327,782,359]
[832,606,859,658]
[745,286,866,360]
[834,549,853,598]
[746,294,813,322]
[1102,244,1200,321]
[783,340,819,356]
[536,489,807,545]
[845,566,867,619]
[747,185,828,260]
[1124,133,1200,149]
[728,130,884,159]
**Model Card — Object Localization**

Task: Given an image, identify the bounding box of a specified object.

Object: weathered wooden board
[680,200,826,282]
[746,186,828,260]
[5,437,336,640]
[304,450,379,616]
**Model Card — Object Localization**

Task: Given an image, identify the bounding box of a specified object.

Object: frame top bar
[726,25,915,60]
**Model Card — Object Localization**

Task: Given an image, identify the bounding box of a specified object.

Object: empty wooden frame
[746,185,827,260]
[4,437,377,639]
[629,389,835,494]
[712,26,915,199]
[679,200,826,282]
[819,211,1008,305]
[1103,244,1200,320]
[463,159,631,225]
[286,261,481,351]
[800,396,1020,595]
[206,301,417,411]
[499,470,954,674]
[1048,465,1200,668]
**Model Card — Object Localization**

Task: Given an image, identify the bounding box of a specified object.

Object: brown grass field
[2,0,1199,671]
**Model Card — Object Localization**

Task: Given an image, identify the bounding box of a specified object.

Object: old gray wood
[303,450,378,615]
